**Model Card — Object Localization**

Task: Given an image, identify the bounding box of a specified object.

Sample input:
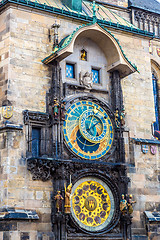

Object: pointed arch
[151,60,160,131]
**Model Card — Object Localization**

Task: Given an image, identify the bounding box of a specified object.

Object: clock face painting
[71,177,115,232]
[63,100,114,160]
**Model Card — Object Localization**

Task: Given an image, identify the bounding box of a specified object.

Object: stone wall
[0,9,10,107]
[128,142,160,234]
[0,2,160,239]
[0,7,54,238]
[109,31,160,234]
[112,31,155,139]
[8,8,53,124]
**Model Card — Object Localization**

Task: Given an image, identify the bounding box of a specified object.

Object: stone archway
[42,23,137,78]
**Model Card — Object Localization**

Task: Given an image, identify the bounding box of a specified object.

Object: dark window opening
[32,127,41,157]
[152,73,159,131]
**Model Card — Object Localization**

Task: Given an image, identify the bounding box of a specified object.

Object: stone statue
[120,106,126,126]
[120,194,136,240]
[127,194,136,215]
[120,194,128,214]
[54,191,63,213]
[64,183,72,214]
[60,100,66,121]
[115,109,120,128]
[79,71,93,89]
[53,98,59,120]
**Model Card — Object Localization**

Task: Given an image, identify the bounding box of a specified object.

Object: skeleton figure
[79,71,93,89]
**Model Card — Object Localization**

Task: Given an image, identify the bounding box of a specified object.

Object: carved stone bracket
[27,157,128,182]
[27,158,56,181]
[63,83,109,97]
[23,110,50,126]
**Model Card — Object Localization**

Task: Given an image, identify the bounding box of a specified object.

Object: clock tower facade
[29,22,136,239]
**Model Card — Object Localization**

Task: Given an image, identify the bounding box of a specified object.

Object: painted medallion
[63,100,114,160]
[71,177,115,232]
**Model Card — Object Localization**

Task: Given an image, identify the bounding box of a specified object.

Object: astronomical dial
[63,100,114,160]
[71,177,115,232]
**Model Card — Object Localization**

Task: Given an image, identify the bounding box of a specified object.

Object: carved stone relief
[79,71,93,89]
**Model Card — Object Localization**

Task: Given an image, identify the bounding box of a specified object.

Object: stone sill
[0,208,39,220]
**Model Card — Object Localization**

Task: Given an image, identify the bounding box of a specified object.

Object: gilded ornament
[2,100,13,119]
[120,194,128,214]
[80,49,87,61]
[71,178,115,232]
[65,183,72,214]
[127,194,136,215]
[157,48,160,57]
[2,106,13,119]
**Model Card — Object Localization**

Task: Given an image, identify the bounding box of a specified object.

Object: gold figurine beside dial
[63,100,114,160]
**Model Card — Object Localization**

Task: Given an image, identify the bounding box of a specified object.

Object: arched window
[152,72,159,130]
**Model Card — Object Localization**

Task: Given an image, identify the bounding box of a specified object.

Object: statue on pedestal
[64,183,72,214]
[120,194,128,214]
[53,98,60,120]
[120,194,136,240]
[120,106,126,126]
[55,190,63,213]
[60,100,66,121]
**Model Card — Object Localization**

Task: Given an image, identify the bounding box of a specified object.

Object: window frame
[66,62,76,80]
[152,72,159,131]
[31,127,41,157]
[23,110,51,158]
[91,67,101,85]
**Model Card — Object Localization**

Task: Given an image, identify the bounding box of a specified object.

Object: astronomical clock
[63,98,114,160]
[27,84,127,239]
[27,24,129,240]
[60,96,120,236]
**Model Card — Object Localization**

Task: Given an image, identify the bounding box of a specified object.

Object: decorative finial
[92,1,99,24]
[51,21,60,48]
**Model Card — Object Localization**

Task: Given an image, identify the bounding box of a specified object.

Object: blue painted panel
[66,63,75,78]
[92,69,100,84]
[32,128,40,157]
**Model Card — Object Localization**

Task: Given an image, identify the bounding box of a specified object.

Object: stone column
[111,70,125,164]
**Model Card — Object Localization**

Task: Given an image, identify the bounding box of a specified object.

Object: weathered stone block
[20,232,30,240]
[0,221,17,231]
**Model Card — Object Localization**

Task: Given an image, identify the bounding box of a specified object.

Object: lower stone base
[0,231,55,240]
[67,233,123,240]
[1,232,153,240]
[132,235,147,240]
